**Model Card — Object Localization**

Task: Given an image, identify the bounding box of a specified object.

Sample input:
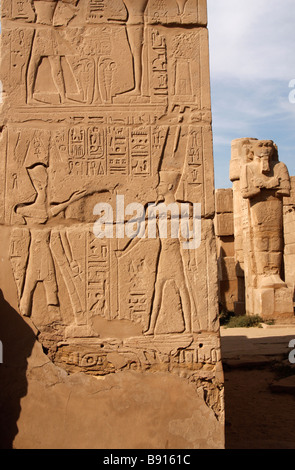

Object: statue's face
[253,140,274,157]
[253,141,274,174]
[157,180,172,199]
[157,172,180,198]
[29,166,48,192]
[33,178,47,192]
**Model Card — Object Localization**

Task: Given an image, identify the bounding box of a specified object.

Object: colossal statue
[231,138,294,321]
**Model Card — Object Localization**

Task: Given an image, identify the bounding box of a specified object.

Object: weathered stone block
[216,236,235,258]
[215,213,234,237]
[0,0,224,449]
[218,257,237,282]
[215,188,233,214]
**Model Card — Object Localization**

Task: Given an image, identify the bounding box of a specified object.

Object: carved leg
[20,268,37,317]
[43,273,59,307]
[145,278,165,335]
[27,52,42,104]
[178,282,192,333]
[125,24,144,96]
[48,56,67,104]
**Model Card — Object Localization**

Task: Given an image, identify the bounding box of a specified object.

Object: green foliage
[219,306,266,328]
[219,308,235,326]
[219,304,276,328]
[223,314,263,329]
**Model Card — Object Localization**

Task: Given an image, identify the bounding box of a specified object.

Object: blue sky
[207,0,295,188]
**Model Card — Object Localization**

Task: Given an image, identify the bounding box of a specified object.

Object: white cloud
[207,0,295,82]
[207,0,295,188]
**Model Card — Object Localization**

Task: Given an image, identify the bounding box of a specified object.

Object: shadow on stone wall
[0,289,35,449]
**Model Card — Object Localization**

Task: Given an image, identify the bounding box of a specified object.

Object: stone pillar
[230,138,294,323]
[215,188,239,313]
[284,176,295,304]
[0,0,224,448]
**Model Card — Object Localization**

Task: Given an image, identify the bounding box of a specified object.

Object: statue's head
[157,170,181,198]
[252,140,276,174]
[28,164,48,192]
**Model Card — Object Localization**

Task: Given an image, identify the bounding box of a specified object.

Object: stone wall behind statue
[215,188,245,315]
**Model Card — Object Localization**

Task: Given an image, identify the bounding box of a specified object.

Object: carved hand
[255,176,279,189]
[70,260,80,275]
[70,189,87,203]
[255,178,265,189]
[265,176,279,189]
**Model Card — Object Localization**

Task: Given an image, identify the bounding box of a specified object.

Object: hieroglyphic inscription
[2,0,220,381]
[87,231,110,319]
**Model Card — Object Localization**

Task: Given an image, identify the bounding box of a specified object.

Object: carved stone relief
[0,0,224,441]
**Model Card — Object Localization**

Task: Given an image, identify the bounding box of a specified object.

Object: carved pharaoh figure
[117,170,192,335]
[240,140,291,289]
[14,163,85,319]
[27,0,78,104]
[145,170,192,335]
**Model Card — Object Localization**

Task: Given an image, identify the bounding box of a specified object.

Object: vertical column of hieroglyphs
[1,0,223,419]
